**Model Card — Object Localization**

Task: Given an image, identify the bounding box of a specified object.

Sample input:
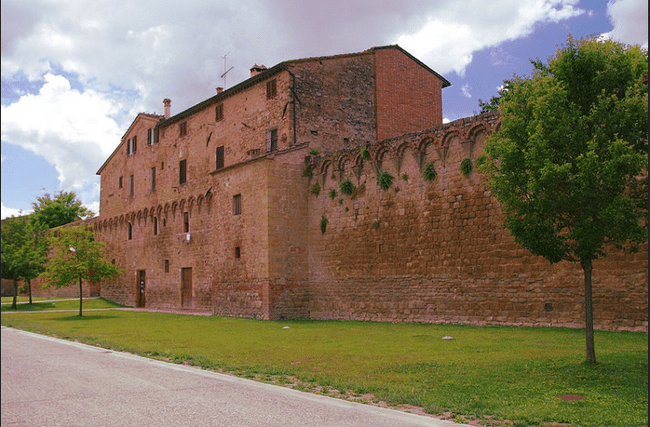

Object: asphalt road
[1,327,468,427]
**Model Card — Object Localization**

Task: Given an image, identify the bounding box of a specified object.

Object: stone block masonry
[305,111,647,331]
[85,45,645,331]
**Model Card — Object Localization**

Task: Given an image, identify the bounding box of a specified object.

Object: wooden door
[181,267,192,309]
[136,270,146,308]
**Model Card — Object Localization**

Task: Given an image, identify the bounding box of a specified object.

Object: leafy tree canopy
[1,215,48,307]
[42,225,120,316]
[481,36,647,266]
[480,36,647,364]
[31,191,94,229]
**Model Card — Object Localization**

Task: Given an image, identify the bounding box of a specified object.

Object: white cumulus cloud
[601,0,648,47]
[1,73,122,204]
[396,0,585,76]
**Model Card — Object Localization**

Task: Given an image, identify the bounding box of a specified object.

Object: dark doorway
[181,267,192,309]
[136,270,146,308]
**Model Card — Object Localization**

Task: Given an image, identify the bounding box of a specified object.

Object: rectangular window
[153,127,159,144]
[267,128,278,152]
[233,194,241,216]
[129,175,134,196]
[118,176,123,189]
[126,139,131,155]
[215,104,224,121]
[179,159,187,185]
[235,247,241,258]
[266,79,277,99]
[132,136,137,153]
[183,212,189,233]
[128,223,132,240]
[150,167,156,192]
[164,259,169,273]
[179,121,187,136]
[216,146,224,169]
[153,217,158,236]
[147,128,152,145]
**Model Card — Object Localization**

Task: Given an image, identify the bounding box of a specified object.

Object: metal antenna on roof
[221,52,234,90]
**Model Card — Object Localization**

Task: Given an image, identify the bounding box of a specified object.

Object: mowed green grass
[1,296,82,304]
[1,308,647,426]
[1,297,126,312]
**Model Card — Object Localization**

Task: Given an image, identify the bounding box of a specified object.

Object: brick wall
[374,47,445,140]
[305,112,647,331]
[291,52,377,153]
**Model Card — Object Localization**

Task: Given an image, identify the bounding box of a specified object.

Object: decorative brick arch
[441,129,461,147]
[374,143,393,163]
[416,136,435,153]
[319,159,332,176]
[336,153,353,171]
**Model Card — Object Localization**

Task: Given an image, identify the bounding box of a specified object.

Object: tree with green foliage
[478,95,500,114]
[480,36,648,364]
[1,216,48,308]
[42,225,120,316]
[31,191,94,229]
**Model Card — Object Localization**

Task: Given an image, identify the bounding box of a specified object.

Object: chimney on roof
[216,87,223,94]
[250,64,267,77]
[163,98,171,119]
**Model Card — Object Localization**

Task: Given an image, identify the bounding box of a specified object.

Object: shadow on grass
[54,314,120,321]
[1,303,57,312]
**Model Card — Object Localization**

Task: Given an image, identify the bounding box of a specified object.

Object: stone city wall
[304,111,647,331]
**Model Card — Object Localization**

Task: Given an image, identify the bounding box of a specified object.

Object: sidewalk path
[2,327,469,427]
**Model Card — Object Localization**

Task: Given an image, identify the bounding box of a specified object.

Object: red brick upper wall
[374,47,447,141]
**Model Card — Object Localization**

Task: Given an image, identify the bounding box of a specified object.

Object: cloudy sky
[1,0,647,219]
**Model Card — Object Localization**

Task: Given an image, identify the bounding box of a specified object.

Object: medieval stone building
[91,45,647,331]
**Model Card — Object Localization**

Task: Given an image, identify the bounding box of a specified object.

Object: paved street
[2,327,467,427]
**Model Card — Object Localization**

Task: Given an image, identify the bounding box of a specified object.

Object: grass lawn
[1,296,85,304]
[1,297,126,311]
[1,307,646,426]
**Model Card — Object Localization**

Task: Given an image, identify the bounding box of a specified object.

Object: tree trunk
[12,277,18,309]
[28,279,32,304]
[78,277,83,317]
[581,259,597,364]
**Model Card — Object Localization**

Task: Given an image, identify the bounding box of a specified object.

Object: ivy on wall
[376,171,394,191]
[460,158,473,176]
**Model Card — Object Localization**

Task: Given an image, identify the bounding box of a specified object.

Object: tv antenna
[220,52,234,89]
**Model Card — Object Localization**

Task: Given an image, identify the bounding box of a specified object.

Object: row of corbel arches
[91,192,213,233]
[312,119,497,175]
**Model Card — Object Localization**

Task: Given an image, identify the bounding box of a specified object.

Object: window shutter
[179,159,187,184]
[216,146,224,169]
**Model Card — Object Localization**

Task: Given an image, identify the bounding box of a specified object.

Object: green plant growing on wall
[423,162,437,181]
[340,179,355,196]
[401,173,409,181]
[376,171,394,191]
[328,189,337,199]
[309,148,321,156]
[303,167,313,178]
[311,181,321,196]
[372,220,380,230]
[360,146,371,160]
[460,158,473,176]
[320,215,328,234]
